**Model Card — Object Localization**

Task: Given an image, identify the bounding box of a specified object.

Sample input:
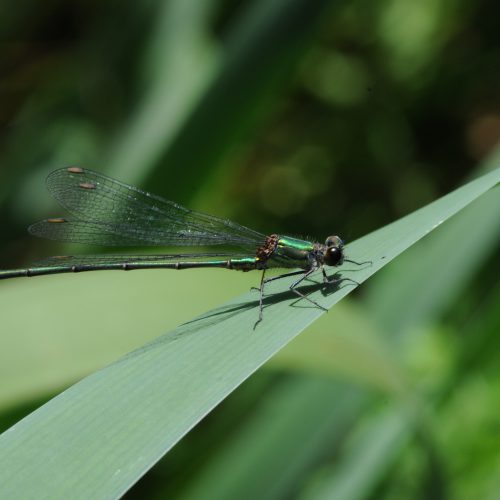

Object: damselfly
[0,167,368,325]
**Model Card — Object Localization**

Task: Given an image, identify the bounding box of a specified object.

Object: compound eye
[325,235,343,248]
[324,246,343,266]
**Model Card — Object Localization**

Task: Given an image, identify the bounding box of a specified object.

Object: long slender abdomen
[0,256,260,279]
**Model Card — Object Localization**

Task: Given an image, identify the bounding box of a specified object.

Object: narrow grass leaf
[177,377,367,500]
[0,168,498,498]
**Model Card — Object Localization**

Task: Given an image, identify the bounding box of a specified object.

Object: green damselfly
[0,167,368,325]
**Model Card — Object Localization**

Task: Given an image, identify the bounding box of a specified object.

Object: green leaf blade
[0,168,498,498]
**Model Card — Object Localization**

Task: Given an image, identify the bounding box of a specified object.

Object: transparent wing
[28,219,247,246]
[30,167,265,248]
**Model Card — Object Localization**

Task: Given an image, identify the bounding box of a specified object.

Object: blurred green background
[1,0,499,498]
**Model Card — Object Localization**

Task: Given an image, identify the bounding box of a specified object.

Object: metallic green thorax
[277,236,315,252]
[267,235,314,269]
[199,236,315,272]
[207,235,315,273]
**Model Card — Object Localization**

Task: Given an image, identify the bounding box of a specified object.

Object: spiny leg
[256,269,267,327]
[262,269,307,285]
[289,268,328,311]
[250,269,305,292]
[253,265,362,326]
[260,268,328,311]
[252,269,309,329]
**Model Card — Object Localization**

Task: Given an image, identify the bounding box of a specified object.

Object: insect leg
[289,269,328,311]
[263,269,308,284]
[252,269,309,328]
[254,269,267,328]
[250,269,305,292]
